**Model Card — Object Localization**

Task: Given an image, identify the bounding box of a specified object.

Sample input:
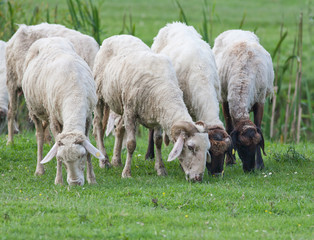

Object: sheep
[0,40,9,131]
[22,37,105,185]
[212,29,274,172]
[93,34,211,182]
[5,23,109,168]
[0,41,19,134]
[148,22,232,176]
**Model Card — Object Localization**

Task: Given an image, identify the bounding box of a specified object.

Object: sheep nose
[68,179,84,186]
[193,174,203,182]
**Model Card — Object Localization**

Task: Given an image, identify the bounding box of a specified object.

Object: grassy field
[0,0,313,239]
[0,130,313,239]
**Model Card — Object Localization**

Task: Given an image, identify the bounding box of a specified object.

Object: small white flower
[294,172,298,174]
[268,172,272,175]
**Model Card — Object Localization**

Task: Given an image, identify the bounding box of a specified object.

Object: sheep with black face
[213,30,274,172]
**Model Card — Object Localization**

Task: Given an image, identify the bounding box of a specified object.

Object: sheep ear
[105,113,115,137]
[207,150,211,163]
[82,140,105,159]
[41,142,58,164]
[167,133,184,162]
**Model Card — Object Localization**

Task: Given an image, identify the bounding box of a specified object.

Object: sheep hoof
[122,170,132,178]
[34,167,45,176]
[156,168,167,176]
[111,158,123,167]
[54,177,63,185]
[99,158,111,169]
[87,178,97,185]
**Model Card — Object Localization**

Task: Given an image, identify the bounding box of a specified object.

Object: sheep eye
[188,145,194,152]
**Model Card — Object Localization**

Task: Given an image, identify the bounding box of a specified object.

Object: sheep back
[94,35,192,138]
[6,23,99,88]
[22,37,96,132]
[213,30,274,120]
[152,22,222,126]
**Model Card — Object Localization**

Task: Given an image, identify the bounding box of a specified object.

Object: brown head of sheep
[205,125,232,177]
[168,121,211,182]
[230,120,266,172]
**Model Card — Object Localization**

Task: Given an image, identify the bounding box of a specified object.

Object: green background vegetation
[0,0,313,239]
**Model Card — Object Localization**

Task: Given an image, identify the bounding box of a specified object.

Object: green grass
[0,1,313,238]
[1,131,313,239]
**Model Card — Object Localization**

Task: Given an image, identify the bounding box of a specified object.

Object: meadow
[0,0,313,239]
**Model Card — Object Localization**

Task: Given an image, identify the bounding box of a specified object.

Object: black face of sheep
[205,127,232,177]
[231,123,265,172]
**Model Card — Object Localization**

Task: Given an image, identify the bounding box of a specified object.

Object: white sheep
[93,34,211,182]
[5,23,107,166]
[150,22,232,176]
[22,37,104,185]
[0,40,19,134]
[213,29,274,172]
[0,40,9,131]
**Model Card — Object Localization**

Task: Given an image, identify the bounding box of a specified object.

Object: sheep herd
[0,22,274,185]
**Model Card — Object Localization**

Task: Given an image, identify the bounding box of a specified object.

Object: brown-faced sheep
[213,29,274,172]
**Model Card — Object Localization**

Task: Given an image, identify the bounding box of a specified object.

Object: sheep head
[41,131,105,186]
[231,120,265,172]
[168,121,211,182]
[205,125,232,177]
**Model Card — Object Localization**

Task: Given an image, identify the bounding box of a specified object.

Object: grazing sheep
[5,23,107,167]
[149,22,232,176]
[93,35,211,182]
[213,29,274,172]
[22,37,104,185]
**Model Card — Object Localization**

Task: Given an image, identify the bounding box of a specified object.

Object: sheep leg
[43,121,52,143]
[6,88,18,145]
[86,153,97,184]
[253,103,264,170]
[33,117,45,175]
[154,128,167,176]
[84,119,96,184]
[93,100,110,168]
[222,101,236,165]
[145,129,155,160]
[111,117,124,167]
[50,120,63,185]
[121,113,136,178]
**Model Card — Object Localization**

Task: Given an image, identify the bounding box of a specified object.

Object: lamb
[22,37,105,185]
[212,29,274,172]
[149,22,232,176]
[93,34,211,182]
[5,23,108,167]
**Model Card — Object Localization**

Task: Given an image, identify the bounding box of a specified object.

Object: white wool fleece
[152,22,223,128]
[22,37,96,133]
[213,30,274,121]
[93,35,193,140]
[0,41,9,112]
[6,22,99,88]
